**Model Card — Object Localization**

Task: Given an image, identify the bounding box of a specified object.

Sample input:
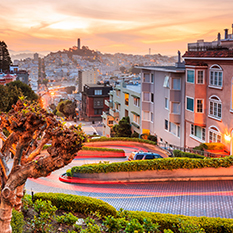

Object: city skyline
[1,0,233,56]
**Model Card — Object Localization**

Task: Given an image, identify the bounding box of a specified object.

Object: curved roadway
[25,143,233,219]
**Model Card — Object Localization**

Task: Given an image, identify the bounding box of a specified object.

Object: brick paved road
[25,157,233,219]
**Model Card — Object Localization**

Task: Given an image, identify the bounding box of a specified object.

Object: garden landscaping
[12,192,233,233]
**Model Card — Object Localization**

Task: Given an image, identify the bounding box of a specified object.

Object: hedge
[82,146,124,153]
[128,211,233,233]
[11,209,25,233]
[33,192,117,217]
[173,150,205,159]
[89,136,157,145]
[31,192,233,233]
[69,156,233,175]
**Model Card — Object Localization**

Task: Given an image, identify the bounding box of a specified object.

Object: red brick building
[81,84,112,121]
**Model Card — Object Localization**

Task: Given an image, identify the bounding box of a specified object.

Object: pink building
[183,26,233,154]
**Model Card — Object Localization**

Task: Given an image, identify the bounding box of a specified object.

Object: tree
[57,100,76,120]
[0,98,86,232]
[0,41,12,72]
[112,116,131,137]
[120,66,126,73]
[0,81,38,112]
[6,81,38,101]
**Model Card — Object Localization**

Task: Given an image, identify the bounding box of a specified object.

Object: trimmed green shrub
[69,156,233,175]
[82,147,124,153]
[173,150,205,159]
[33,193,117,217]
[11,209,25,233]
[128,211,233,233]
[194,143,226,151]
[89,137,157,145]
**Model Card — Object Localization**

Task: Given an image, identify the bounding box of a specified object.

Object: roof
[138,66,185,73]
[183,50,233,58]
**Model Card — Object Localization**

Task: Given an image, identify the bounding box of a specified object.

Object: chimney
[217,32,221,42]
[177,50,181,64]
[224,29,228,39]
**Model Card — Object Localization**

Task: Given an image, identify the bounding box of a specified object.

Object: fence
[158,142,228,158]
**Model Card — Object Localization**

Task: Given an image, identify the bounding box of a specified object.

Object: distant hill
[10,53,45,61]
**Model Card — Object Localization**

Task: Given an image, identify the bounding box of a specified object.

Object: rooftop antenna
[149,48,151,55]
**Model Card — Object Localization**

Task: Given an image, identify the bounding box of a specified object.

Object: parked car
[128,152,163,161]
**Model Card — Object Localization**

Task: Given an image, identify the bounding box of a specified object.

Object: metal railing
[158,142,229,158]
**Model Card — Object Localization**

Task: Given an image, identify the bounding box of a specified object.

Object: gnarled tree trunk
[0,99,85,232]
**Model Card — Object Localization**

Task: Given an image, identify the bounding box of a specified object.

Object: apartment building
[81,84,112,121]
[140,59,185,147]
[102,80,141,137]
[183,26,233,153]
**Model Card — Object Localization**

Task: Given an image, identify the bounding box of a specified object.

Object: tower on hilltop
[77,38,81,49]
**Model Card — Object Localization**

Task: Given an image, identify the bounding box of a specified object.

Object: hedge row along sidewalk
[30,192,233,233]
[89,136,157,145]
[67,156,233,176]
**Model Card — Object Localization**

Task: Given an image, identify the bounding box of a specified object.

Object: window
[165,98,169,109]
[165,119,168,130]
[143,111,150,121]
[197,71,204,84]
[151,74,154,83]
[209,95,222,120]
[94,89,102,95]
[197,99,204,113]
[94,109,102,115]
[143,73,150,83]
[133,97,140,107]
[186,97,194,111]
[151,93,154,103]
[172,78,181,90]
[209,126,221,143]
[143,92,150,101]
[125,93,129,106]
[169,122,177,135]
[151,112,153,122]
[116,90,120,97]
[108,120,114,125]
[187,70,194,83]
[115,103,120,111]
[209,65,223,88]
[163,76,170,88]
[172,102,180,114]
[190,124,205,141]
[133,114,140,124]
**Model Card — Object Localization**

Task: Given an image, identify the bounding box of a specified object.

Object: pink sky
[1,0,233,56]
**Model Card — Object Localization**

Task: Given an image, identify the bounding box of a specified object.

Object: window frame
[187,69,195,83]
[209,95,222,121]
[143,73,150,83]
[197,70,205,84]
[165,97,169,110]
[172,78,181,90]
[190,124,206,142]
[196,99,204,113]
[208,126,222,143]
[186,96,194,112]
[209,64,223,89]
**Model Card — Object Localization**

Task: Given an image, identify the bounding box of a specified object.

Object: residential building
[139,56,185,147]
[78,68,99,92]
[183,26,233,153]
[102,81,141,137]
[81,84,112,121]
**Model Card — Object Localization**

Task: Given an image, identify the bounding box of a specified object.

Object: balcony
[170,90,181,102]
[105,99,113,108]
[109,109,119,118]
[169,113,181,124]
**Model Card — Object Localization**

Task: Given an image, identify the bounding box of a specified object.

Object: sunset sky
[1,0,233,56]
